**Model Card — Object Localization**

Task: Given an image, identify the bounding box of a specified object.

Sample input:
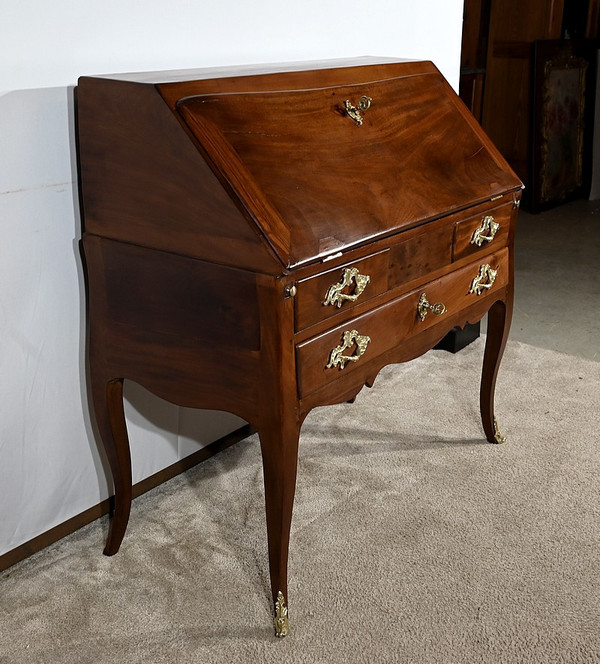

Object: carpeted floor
[1,339,599,663]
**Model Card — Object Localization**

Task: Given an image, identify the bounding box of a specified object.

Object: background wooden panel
[481,0,565,187]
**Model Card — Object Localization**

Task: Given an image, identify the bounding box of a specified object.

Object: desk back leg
[480,297,512,444]
[90,373,132,554]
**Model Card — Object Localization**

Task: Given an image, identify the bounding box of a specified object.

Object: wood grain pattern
[178,73,521,267]
[388,219,454,289]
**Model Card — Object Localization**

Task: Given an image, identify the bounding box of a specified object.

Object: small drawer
[453,202,512,262]
[296,249,509,398]
[295,250,389,331]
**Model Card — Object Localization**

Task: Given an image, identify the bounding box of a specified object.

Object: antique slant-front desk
[77,58,522,636]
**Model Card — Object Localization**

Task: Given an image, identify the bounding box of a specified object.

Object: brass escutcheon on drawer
[323,267,370,308]
[471,215,500,247]
[326,329,371,370]
[417,293,447,321]
[469,263,498,295]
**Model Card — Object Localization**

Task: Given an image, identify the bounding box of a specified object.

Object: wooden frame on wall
[529,39,597,213]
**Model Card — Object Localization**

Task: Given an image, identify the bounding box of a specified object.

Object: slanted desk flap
[177,69,522,269]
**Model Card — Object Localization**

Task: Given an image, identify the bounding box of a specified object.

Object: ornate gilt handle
[471,215,499,247]
[326,329,371,370]
[323,267,370,308]
[344,96,372,126]
[469,264,498,295]
[417,293,447,322]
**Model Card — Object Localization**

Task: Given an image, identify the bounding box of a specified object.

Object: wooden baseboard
[0,424,255,573]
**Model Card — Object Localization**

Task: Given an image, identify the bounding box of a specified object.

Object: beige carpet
[1,339,599,663]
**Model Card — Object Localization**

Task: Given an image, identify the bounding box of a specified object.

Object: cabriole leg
[258,416,301,637]
[90,373,132,554]
[480,299,512,444]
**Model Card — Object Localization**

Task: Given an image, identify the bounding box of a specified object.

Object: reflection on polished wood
[77,58,522,636]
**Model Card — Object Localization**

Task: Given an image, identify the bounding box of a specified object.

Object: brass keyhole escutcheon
[344,96,372,126]
[417,293,447,322]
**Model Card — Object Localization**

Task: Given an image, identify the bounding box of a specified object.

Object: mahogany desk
[77,58,522,637]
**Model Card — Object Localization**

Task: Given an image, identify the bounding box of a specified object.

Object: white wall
[0,0,464,558]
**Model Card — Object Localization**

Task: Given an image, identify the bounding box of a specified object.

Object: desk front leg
[258,402,301,638]
[255,274,301,637]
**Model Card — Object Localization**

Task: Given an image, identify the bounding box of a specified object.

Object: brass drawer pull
[326,329,371,370]
[417,293,447,321]
[323,267,370,308]
[469,264,498,295]
[471,215,499,246]
[344,96,372,126]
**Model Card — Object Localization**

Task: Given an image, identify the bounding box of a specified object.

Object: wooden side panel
[77,78,281,274]
[83,234,262,421]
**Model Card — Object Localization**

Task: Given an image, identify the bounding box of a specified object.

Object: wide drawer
[296,249,509,398]
[295,250,389,331]
[453,201,513,262]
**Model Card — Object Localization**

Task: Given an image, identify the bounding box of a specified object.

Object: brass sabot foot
[273,591,290,638]
[493,417,506,444]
